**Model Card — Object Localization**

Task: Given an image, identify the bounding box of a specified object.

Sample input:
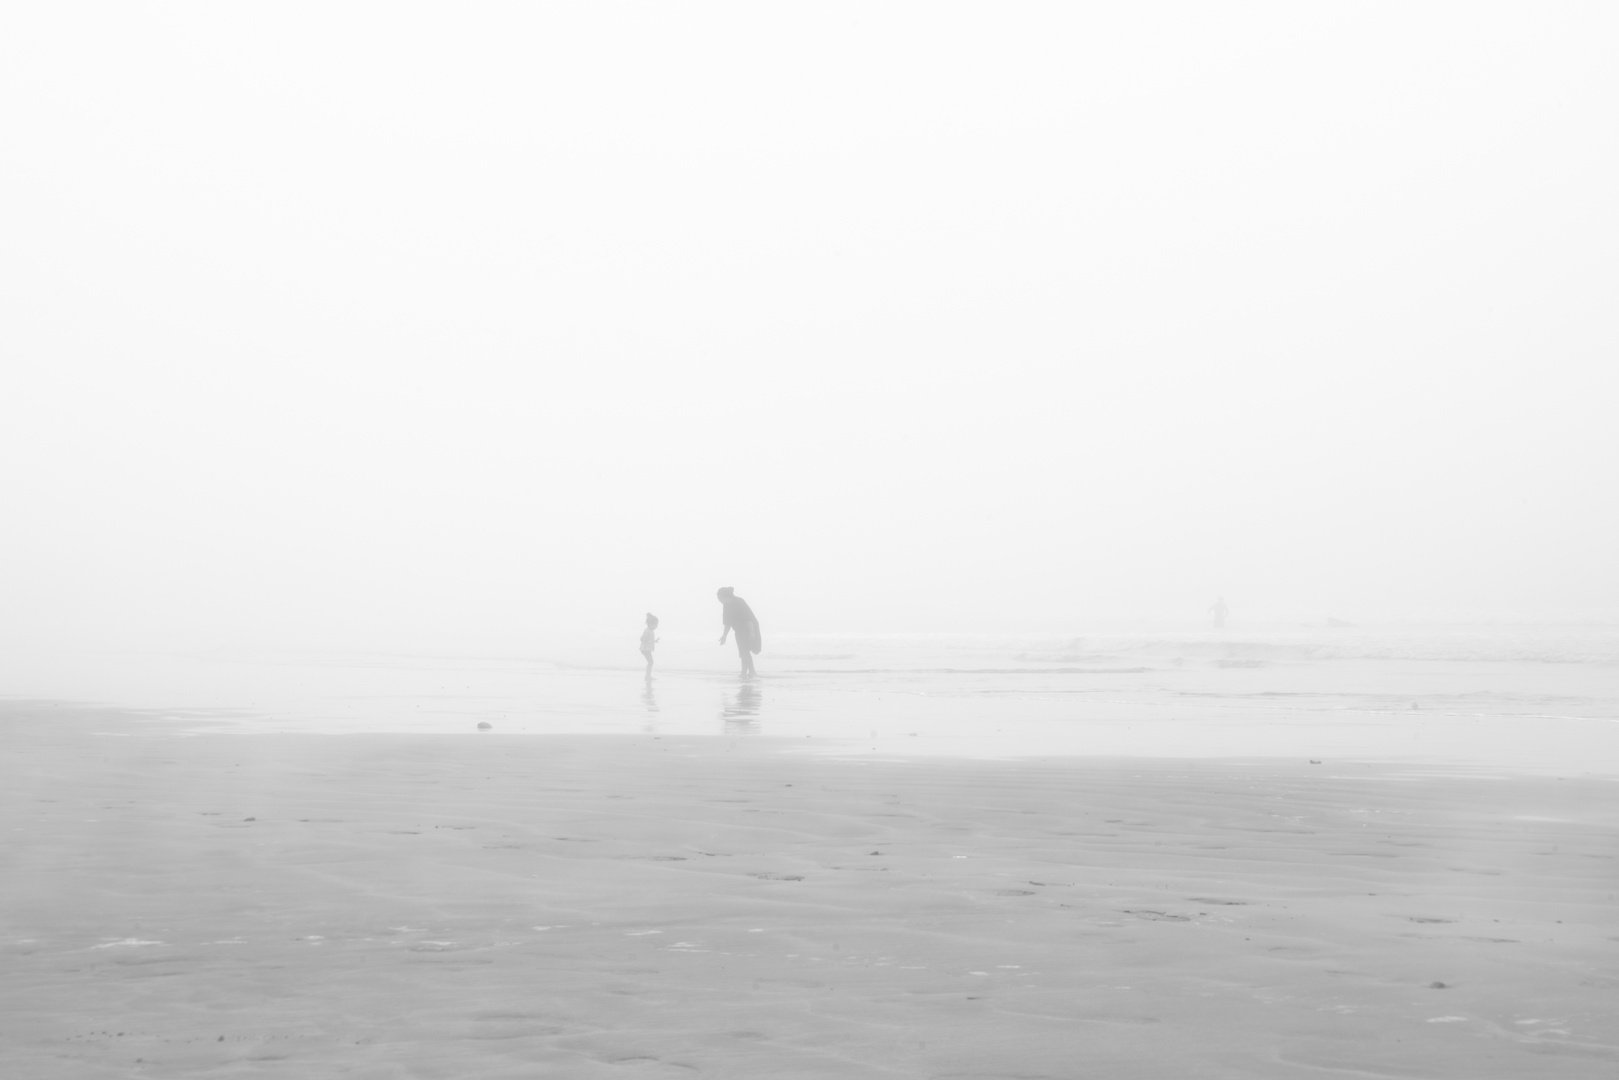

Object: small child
[639,613,660,674]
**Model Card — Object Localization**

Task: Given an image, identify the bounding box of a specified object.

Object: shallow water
[5,626,1616,771]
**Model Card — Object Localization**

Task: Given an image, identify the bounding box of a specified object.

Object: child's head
[645,612,659,628]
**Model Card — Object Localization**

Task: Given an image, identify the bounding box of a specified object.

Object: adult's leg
[735,635,753,675]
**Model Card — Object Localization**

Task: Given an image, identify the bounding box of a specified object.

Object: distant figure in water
[639,613,659,675]
[716,587,761,677]
[1209,596,1229,629]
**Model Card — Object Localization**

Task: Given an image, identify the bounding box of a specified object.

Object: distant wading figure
[716,587,761,677]
[1209,596,1229,630]
[639,613,659,675]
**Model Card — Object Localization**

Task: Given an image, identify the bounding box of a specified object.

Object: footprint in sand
[613,854,687,861]
[93,939,164,949]
[1123,910,1191,922]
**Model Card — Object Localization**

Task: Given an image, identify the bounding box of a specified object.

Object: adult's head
[716,587,734,601]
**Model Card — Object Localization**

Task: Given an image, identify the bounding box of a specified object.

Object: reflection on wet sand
[639,677,659,732]
[721,682,761,734]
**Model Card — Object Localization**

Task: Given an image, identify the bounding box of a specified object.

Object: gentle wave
[1013,630,1619,667]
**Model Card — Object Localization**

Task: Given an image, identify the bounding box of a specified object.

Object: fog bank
[3,3,1615,652]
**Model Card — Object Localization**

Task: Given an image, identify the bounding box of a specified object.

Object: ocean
[5,624,1616,770]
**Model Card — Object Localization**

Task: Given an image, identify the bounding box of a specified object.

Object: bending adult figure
[716,586,761,676]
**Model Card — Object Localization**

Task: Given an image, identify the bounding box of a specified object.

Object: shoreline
[6,693,1617,781]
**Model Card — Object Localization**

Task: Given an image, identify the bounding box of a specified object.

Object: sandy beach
[3,699,1616,1078]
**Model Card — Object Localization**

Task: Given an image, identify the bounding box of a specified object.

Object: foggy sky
[4,3,1616,651]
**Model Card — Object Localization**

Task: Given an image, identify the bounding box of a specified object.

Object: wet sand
[3,702,1617,1078]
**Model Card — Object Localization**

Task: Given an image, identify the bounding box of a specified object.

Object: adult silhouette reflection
[721,682,762,734]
